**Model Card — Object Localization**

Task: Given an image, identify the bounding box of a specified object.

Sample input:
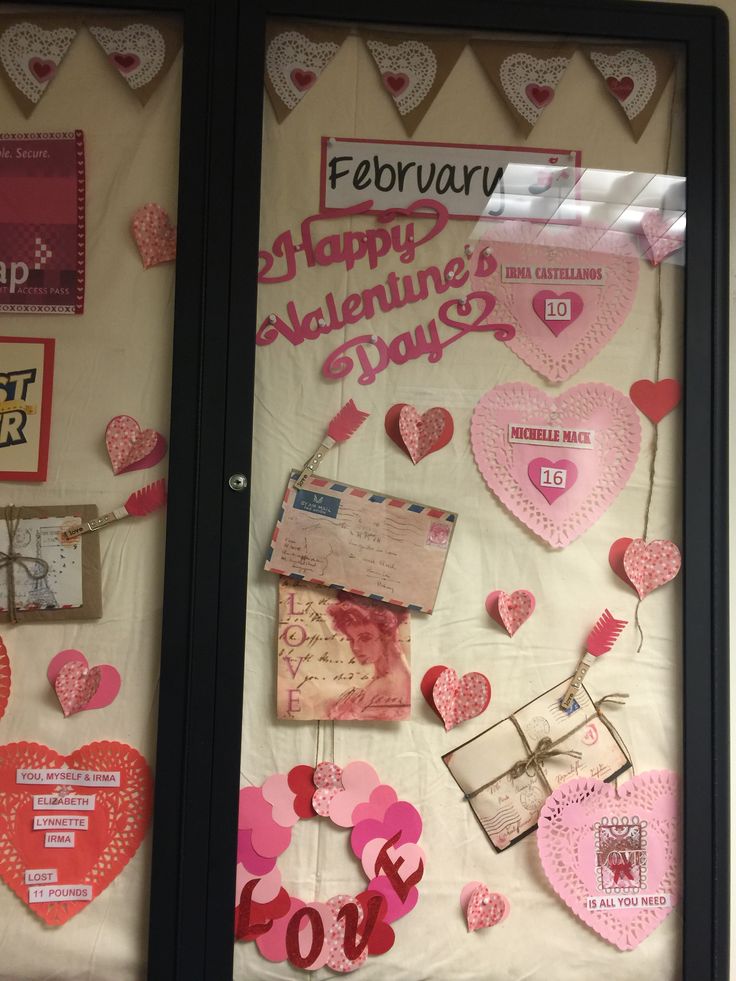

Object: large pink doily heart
[471,382,641,548]
[473,224,638,382]
[537,772,679,951]
[622,539,681,599]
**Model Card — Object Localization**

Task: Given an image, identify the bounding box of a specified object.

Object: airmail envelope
[264,471,457,613]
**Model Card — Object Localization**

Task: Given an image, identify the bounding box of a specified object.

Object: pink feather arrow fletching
[124,478,167,517]
[586,608,628,657]
[326,400,369,442]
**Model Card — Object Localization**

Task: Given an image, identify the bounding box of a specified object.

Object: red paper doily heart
[0,638,9,723]
[0,741,152,925]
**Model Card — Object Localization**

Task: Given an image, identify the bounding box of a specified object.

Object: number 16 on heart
[539,466,568,488]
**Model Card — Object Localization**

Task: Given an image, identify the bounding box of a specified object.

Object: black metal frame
[21,0,728,978]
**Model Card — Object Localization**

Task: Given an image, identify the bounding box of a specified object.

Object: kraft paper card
[277,577,411,722]
[265,471,457,614]
[443,679,631,852]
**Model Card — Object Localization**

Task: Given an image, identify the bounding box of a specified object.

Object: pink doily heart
[629,379,681,424]
[640,210,683,266]
[47,649,121,717]
[432,667,491,732]
[622,539,681,599]
[397,405,454,464]
[105,414,167,475]
[465,884,510,932]
[472,225,638,382]
[537,772,680,951]
[471,382,641,549]
[485,589,535,636]
[131,202,177,269]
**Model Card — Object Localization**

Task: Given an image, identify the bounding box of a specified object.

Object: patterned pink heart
[312,761,343,817]
[485,589,535,636]
[290,67,316,92]
[432,667,491,732]
[131,202,176,269]
[607,75,635,101]
[537,772,679,950]
[28,57,57,82]
[473,225,638,382]
[105,415,166,475]
[622,539,681,599]
[525,83,554,108]
[47,649,121,717]
[640,211,683,267]
[471,382,640,548]
[466,884,509,932]
[397,405,454,464]
[383,71,409,96]
[528,457,578,505]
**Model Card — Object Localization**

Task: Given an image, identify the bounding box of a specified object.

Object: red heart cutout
[28,57,56,82]
[531,290,583,336]
[355,890,396,955]
[235,885,291,940]
[420,665,449,719]
[385,404,454,464]
[0,741,152,925]
[606,75,634,101]
[383,72,409,96]
[110,51,141,75]
[609,537,634,587]
[629,379,681,424]
[290,68,317,92]
[286,764,316,819]
[525,83,554,108]
[0,637,8,723]
[528,457,578,505]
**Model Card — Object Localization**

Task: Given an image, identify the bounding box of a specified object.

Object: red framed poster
[0,335,54,481]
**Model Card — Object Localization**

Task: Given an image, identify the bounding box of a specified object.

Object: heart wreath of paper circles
[235,761,425,973]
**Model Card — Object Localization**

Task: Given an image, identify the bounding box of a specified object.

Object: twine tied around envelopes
[0,507,49,622]
[463,693,630,802]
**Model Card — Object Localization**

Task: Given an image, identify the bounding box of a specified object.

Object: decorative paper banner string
[86,16,182,105]
[264,21,349,123]
[363,32,465,136]
[0,15,81,116]
[585,45,676,141]
[470,40,575,135]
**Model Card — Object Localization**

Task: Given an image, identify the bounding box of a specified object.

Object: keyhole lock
[228,473,248,492]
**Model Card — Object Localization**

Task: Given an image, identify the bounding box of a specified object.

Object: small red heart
[420,665,449,719]
[355,890,396,955]
[110,51,141,75]
[290,67,317,92]
[525,83,554,108]
[383,72,409,96]
[606,75,635,101]
[28,57,56,82]
[629,379,681,424]
[286,764,316,819]
[609,537,634,587]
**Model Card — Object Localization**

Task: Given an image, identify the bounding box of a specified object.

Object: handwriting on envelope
[265,472,457,613]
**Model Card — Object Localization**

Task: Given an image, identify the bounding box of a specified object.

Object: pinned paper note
[47,649,121,717]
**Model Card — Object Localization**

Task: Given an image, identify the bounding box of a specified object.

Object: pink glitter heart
[486,589,535,636]
[312,761,344,817]
[432,667,491,732]
[466,884,509,932]
[105,415,166,475]
[53,661,101,717]
[622,539,681,599]
[537,772,679,950]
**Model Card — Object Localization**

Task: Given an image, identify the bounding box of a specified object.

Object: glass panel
[236,19,684,979]
[0,9,182,979]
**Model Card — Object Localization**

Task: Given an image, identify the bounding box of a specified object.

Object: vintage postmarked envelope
[443,679,631,852]
[264,471,457,613]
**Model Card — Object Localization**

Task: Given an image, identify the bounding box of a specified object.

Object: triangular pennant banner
[363,32,465,136]
[264,22,349,123]
[86,16,182,106]
[586,45,676,141]
[471,40,575,135]
[0,16,80,117]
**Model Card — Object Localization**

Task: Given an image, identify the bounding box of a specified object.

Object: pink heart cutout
[47,649,121,717]
[235,862,282,905]
[532,290,583,337]
[312,761,343,817]
[432,667,491,732]
[131,203,177,269]
[607,74,635,101]
[366,874,418,923]
[485,589,535,636]
[622,539,681,599]
[105,415,167,475]
[360,838,425,882]
[28,57,56,82]
[328,761,381,827]
[397,405,454,464]
[466,884,510,932]
[471,382,641,548]
[639,211,683,266]
[262,773,300,828]
[528,457,579,504]
[383,71,409,96]
[525,82,554,108]
[290,67,316,92]
[110,51,141,75]
[537,772,679,950]
[629,378,681,423]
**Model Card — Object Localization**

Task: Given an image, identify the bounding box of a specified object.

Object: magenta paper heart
[432,667,491,732]
[360,838,425,883]
[537,772,679,950]
[528,457,578,505]
[366,874,419,923]
[466,884,510,932]
[236,829,277,875]
[327,761,380,827]
[622,539,681,599]
[237,786,291,859]
[351,800,423,857]
[397,405,454,464]
[47,649,121,717]
[471,382,641,548]
[473,225,638,381]
[485,589,535,636]
[29,57,57,82]
[110,51,141,75]
[351,785,398,826]
[289,67,317,92]
[235,862,282,905]
[105,415,167,475]
[607,74,635,101]
[640,211,683,267]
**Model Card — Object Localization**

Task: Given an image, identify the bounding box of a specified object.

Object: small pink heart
[432,667,491,732]
[528,457,578,505]
[105,415,167,475]
[131,202,177,269]
[383,71,409,96]
[47,649,121,717]
[466,884,509,932]
[397,405,454,464]
[622,539,681,600]
[485,589,535,636]
[110,51,140,75]
[28,57,56,82]
[640,211,683,266]
[360,838,425,881]
[328,761,381,827]
[606,75,635,101]
[525,83,554,108]
[532,290,583,336]
[290,67,317,92]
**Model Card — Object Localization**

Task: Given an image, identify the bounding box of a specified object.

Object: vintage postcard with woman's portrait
[277,576,411,721]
